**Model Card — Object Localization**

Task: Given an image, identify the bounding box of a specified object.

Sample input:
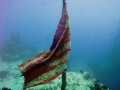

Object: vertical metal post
[63,0,65,2]
[61,69,67,90]
[61,0,67,90]
[63,0,66,7]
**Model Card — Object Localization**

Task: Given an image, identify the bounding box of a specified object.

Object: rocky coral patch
[0,60,109,90]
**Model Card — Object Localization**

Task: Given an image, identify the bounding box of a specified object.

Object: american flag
[19,0,71,90]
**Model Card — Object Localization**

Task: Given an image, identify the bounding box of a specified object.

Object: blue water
[0,0,120,90]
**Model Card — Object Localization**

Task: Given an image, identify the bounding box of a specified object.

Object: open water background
[0,0,120,90]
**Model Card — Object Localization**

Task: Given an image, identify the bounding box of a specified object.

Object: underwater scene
[0,0,120,90]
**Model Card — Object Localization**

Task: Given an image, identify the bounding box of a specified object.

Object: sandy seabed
[0,59,109,90]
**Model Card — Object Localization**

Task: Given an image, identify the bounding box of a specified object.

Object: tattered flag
[18,0,71,90]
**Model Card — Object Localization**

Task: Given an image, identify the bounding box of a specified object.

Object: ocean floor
[0,59,109,90]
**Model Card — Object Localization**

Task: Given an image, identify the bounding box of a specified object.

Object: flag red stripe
[19,51,47,68]
[58,34,70,48]
[21,51,53,73]
[63,27,70,36]
[49,47,71,63]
